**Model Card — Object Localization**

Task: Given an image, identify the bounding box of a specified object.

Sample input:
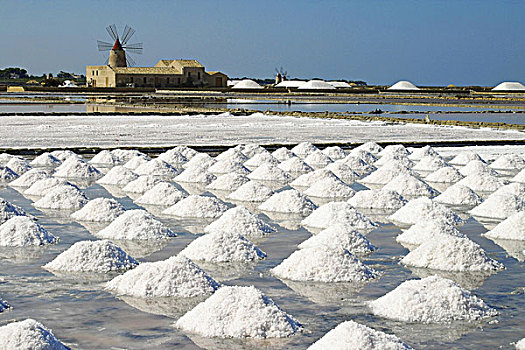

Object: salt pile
[215,148,248,163]
[0,318,69,350]
[324,161,359,183]
[134,159,179,177]
[53,157,101,178]
[109,149,145,163]
[30,152,61,167]
[489,154,525,170]
[303,150,333,168]
[301,202,376,230]
[517,338,525,350]
[123,154,151,171]
[374,154,414,168]
[43,240,138,273]
[322,146,347,160]
[180,231,266,262]
[470,193,525,219]
[122,175,162,193]
[388,80,419,91]
[6,158,31,175]
[456,173,507,192]
[70,198,125,222]
[511,168,525,183]
[348,189,407,210]
[408,145,439,160]
[493,182,525,197]
[135,182,187,206]
[354,141,383,155]
[389,197,463,226]
[412,156,449,172]
[96,166,138,186]
[175,166,216,183]
[378,144,410,158]
[208,159,250,175]
[400,235,503,272]
[34,184,88,210]
[184,153,216,170]
[0,198,27,224]
[304,177,356,198]
[106,255,220,297]
[460,160,498,177]
[175,285,301,338]
[50,149,78,162]
[484,212,525,240]
[291,142,319,158]
[247,163,292,182]
[340,156,376,176]
[367,275,497,323]
[349,148,377,164]
[97,209,175,240]
[272,246,379,282]
[0,166,18,182]
[0,153,19,166]
[238,144,268,158]
[278,157,314,174]
[425,166,464,183]
[307,320,413,350]
[298,224,375,255]
[383,173,438,197]
[396,220,465,247]
[89,150,118,165]
[172,145,198,160]
[206,173,249,191]
[204,206,275,237]
[291,169,339,188]
[450,151,485,166]
[227,181,274,202]
[0,216,58,246]
[244,153,279,168]
[163,195,228,218]
[24,178,69,196]
[9,169,49,188]
[272,147,296,161]
[157,149,188,166]
[360,162,413,185]
[259,189,317,215]
[434,184,483,207]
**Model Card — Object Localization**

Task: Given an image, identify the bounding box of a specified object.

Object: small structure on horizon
[492,82,525,91]
[387,80,420,91]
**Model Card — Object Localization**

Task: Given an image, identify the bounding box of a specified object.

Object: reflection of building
[86,59,227,88]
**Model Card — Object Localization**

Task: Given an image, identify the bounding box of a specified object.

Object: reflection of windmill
[274,66,288,84]
[97,25,143,68]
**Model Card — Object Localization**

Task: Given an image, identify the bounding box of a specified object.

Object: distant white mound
[492,183,525,197]
[111,149,147,163]
[232,79,263,89]
[237,144,268,158]
[367,275,497,323]
[208,159,250,175]
[354,141,383,155]
[0,216,57,247]
[134,159,179,177]
[157,149,188,166]
[96,166,138,186]
[106,255,220,297]
[449,151,485,166]
[303,150,333,168]
[53,157,100,178]
[321,146,347,160]
[247,163,292,182]
[24,178,69,197]
[6,158,31,175]
[348,189,407,210]
[206,173,250,192]
[308,320,413,350]
[408,145,439,161]
[387,80,419,91]
[470,193,525,220]
[324,161,359,183]
[456,173,507,192]
[34,184,88,210]
[244,153,279,168]
[50,150,78,162]
[227,181,274,202]
[0,166,18,182]
[43,240,138,273]
[378,144,411,158]
[349,148,378,164]
[291,142,319,158]
[89,150,118,165]
[434,184,483,207]
[205,206,275,237]
[123,154,151,170]
[183,154,216,172]
[375,154,414,168]
[175,285,301,338]
[30,152,61,167]
[327,81,352,89]
[340,155,376,176]
[298,224,375,255]
[96,209,175,240]
[492,81,525,91]
[163,195,228,218]
[412,156,449,172]
[291,169,339,187]
[0,318,69,350]
[383,173,437,198]
[489,154,525,170]
[135,182,187,206]
[484,211,525,241]
[122,175,162,193]
[172,145,198,160]
[511,168,525,183]
[216,147,249,163]
[259,189,317,215]
[0,198,27,224]
[0,153,19,166]
[425,166,464,183]
[275,80,306,88]
[9,169,49,188]
[301,202,376,230]
[272,147,296,161]
[460,160,498,177]
[70,198,125,222]
[389,197,463,226]
[297,79,336,90]
[272,246,379,282]
[516,338,525,350]
[175,166,216,184]
[360,162,413,185]
[304,177,355,198]
[396,220,464,247]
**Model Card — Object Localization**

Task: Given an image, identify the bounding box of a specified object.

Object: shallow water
[0,177,524,349]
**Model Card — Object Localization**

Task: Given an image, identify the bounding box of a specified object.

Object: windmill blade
[104,55,109,65]
[121,25,136,45]
[126,53,136,67]
[123,42,143,54]
[106,24,118,40]
[97,40,113,51]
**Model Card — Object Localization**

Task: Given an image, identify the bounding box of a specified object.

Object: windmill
[274,66,288,84]
[97,24,143,68]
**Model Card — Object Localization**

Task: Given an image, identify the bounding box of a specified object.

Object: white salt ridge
[325,161,359,183]
[6,158,31,175]
[307,320,413,350]
[216,148,249,163]
[122,175,162,193]
[0,153,19,166]
[157,149,188,166]
[354,141,383,155]
[517,338,525,350]
[489,154,525,170]
[278,156,314,174]
[272,147,296,161]
[259,189,317,215]
[0,318,69,350]
[106,255,220,297]
[511,168,525,183]
[175,166,216,183]
[304,150,333,167]
[492,183,525,197]
[247,163,292,182]
[123,154,151,170]
[205,206,275,237]
[349,148,377,164]
[43,240,138,273]
[206,173,249,191]
[53,157,100,178]
[227,181,274,202]
[24,178,70,197]
[301,202,376,230]
[0,198,27,224]
[383,173,438,198]
[291,169,339,187]
[0,166,18,182]
[347,189,407,210]
[470,194,525,220]
[180,231,266,262]
[340,155,376,176]
[134,159,179,177]
[368,275,497,323]
[460,160,498,177]
[374,154,414,168]
[389,197,463,226]
[0,216,58,246]
[322,146,347,160]
[239,144,268,158]
[291,142,319,158]
[434,184,483,207]
[208,159,250,175]
[70,198,125,222]
[412,156,449,171]
[304,177,356,198]
[378,144,410,158]
[408,145,439,160]
[396,220,465,247]
[50,149,78,162]
[30,152,61,167]
[456,173,507,192]
[9,169,49,187]
[272,246,379,282]
[298,224,375,255]
[111,149,146,163]
[172,145,198,159]
[135,182,187,206]
[401,235,503,272]
[89,150,118,165]
[425,166,464,183]
[184,153,216,170]
[484,212,525,241]
[244,153,280,167]
[450,151,485,166]
[175,285,301,338]
[96,166,138,186]
[34,184,88,210]
[163,195,228,218]
[97,209,175,240]
[360,162,413,185]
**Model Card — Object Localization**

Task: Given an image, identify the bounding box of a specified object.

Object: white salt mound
[111,149,147,163]
[460,160,498,177]
[412,156,449,172]
[24,178,70,197]
[247,163,292,182]
[70,198,125,222]
[322,146,347,160]
[408,145,439,161]
[378,144,410,158]
[0,198,27,224]
[456,173,507,193]
[97,209,175,240]
[272,246,379,282]
[301,202,376,230]
[238,144,268,158]
[184,153,216,170]
[396,220,465,247]
[0,153,18,166]
[368,275,497,323]
[484,211,525,241]
[307,320,413,350]
[470,194,525,220]
[259,189,317,215]
[400,235,503,272]
[517,338,525,350]
[215,148,249,163]
[341,155,376,176]
[135,182,187,206]
[43,240,138,273]
[492,183,525,197]
[304,150,333,167]
[374,154,414,168]
[354,141,383,155]
[244,153,280,167]
[389,197,463,226]
[123,154,151,170]
[347,189,406,210]
[324,161,359,183]
[134,159,179,177]
[50,149,78,162]
[163,195,228,218]
[157,149,188,166]
[489,154,525,170]
[30,152,61,167]
[227,181,274,202]
[96,166,138,186]
[291,169,339,188]
[0,318,69,350]
[0,216,58,246]
[89,150,118,165]
[304,177,355,198]
[360,162,413,185]
[434,184,483,207]
[278,157,313,174]
[272,147,296,161]
[511,168,525,183]
[0,166,18,182]
[9,169,49,187]
[53,157,100,178]
[6,158,31,175]
[175,166,216,183]
[204,206,275,237]
[208,159,250,175]
[172,145,198,159]
[206,173,249,191]
[122,175,162,193]
[175,285,301,338]
[106,255,220,297]
[33,184,88,210]
[383,173,437,197]
[425,166,464,183]
[291,142,319,158]
[298,224,375,255]
[349,148,378,164]
[450,151,485,166]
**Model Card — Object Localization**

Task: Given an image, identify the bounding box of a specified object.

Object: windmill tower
[97,25,143,68]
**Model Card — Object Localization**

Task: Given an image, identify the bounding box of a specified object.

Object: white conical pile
[24,178,70,197]
[434,184,483,207]
[460,160,498,177]
[291,169,340,188]
[449,151,485,166]
[227,181,274,202]
[516,338,525,350]
[396,220,465,247]
[349,149,378,164]
[6,158,31,175]
[489,154,525,170]
[348,189,407,210]
[244,153,280,168]
[0,166,18,182]
[172,145,198,160]
[272,147,296,161]
[412,156,449,172]
[175,166,216,183]
[493,183,525,197]
[456,173,507,193]
[53,157,100,178]
[215,148,248,163]
[341,156,376,176]
[163,195,228,218]
[324,161,359,183]
[122,175,162,193]
[291,142,319,158]
[0,198,27,224]
[0,153,18,166]
[123,154,151,170]
[382,173,438,197]
[259,189,317,215]
[304,150,333,168]
[70,197,125,222]
[378,144,410,158]
[278,157,314,174]
[298,224,375,255]
[0,216,58,246]
[484,211,525,241]
[238,144,268,158]
[247,163,292,182]
[470,193,525,219]
[184,153,216,170]
[425,166,464,183]
[204,206,275,237]
[304,177,356,198]
[9,169,49,188]
[96,209,175,240]
[208,159,250,175]
[96,166,138,186]
[374,154,414,168]
[367,275,497,323]
[206,173,249,191]
[322,146,347,160]
[157,149,188,166]
[408,145,439,161]
[0,318,69,350]
[389,197,463,226]
[134,159,179,177]
[354,141,383,155]
[34,184,88,210]
[111,149,146,163]
[135,182,187,206]
[387,80,419,91]
[50,150,78,162]
[89,150,118,165]
[301,202,376,230]
[360,162,413,185]
[30,152,61,167]
[511,168,525,183]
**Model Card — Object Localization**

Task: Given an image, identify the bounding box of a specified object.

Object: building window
[167,77,170,84]
[178,78,181,84]
[188,72,191,77]
[198,72,201,80]
[143,77,147,84]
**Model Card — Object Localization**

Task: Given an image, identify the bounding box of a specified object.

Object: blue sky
[0,0,523,85]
